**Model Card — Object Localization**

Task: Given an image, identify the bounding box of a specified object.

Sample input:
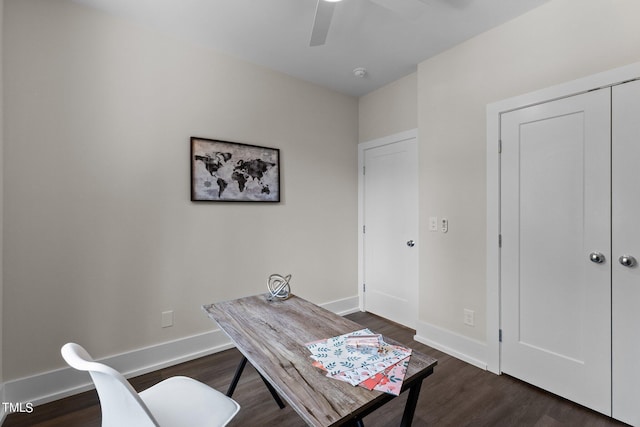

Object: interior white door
[363,137,418,328]
[612,79,640,426]
[500,89,612,415]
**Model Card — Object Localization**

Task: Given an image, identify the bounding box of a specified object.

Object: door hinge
[363,283,366,292]
[363,165,366,175]
[499,329,503,342]
[499,234,502,248]
[363,225,366,234]
[498,139,502,154]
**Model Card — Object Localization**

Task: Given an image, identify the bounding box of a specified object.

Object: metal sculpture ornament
[267,273,292,301]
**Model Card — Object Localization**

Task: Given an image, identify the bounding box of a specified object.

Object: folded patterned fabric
[358,357,410,395]
[305,328,412,395]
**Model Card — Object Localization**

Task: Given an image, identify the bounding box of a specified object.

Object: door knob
[619,255,637,268]
[589,252,605,264]
[406,240,415,247]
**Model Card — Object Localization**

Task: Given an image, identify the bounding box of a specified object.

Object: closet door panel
[612,79,640,426]
[501,89,612,415]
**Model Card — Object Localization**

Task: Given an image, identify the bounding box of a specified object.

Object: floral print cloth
[305,328,412,396]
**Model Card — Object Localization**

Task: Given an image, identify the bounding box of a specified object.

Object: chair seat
[139,376,240,427]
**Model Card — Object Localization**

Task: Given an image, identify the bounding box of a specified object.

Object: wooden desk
[203,294,436,427]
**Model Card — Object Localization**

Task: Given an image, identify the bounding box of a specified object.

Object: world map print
[191,138,280,202]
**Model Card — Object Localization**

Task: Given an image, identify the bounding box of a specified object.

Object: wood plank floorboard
[4,311,628,427]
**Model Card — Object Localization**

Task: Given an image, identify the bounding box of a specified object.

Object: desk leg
[226,356,248,397]
[400,379,423,427]
[259,375,286,409]
[227,356,286,409]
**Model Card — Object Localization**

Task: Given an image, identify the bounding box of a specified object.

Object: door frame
[486,62,640,375]
[358,128,418,314]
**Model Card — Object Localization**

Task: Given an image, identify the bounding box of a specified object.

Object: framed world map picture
[191,137,280,202]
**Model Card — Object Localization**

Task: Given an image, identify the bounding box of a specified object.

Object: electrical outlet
[463,309,474,327]
[429,217,438,232]
[161,310,174,328]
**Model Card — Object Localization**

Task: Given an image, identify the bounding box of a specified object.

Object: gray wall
[417,0,640,346]
[3,0,358,380]
[358,0,640,362]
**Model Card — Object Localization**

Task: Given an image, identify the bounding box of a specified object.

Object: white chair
[61,343,240,427]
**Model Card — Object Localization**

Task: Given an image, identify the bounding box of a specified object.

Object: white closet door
[501,89,612,415]
[612,79,640,426]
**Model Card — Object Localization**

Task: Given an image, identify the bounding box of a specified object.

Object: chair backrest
[61,343,159,427]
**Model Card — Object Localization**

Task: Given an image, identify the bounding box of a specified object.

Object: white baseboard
[414,320,488,370]
[4,329,235,409]
[323,295,360,316]
[1,296,360,412]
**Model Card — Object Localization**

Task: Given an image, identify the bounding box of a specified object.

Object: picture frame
[191,137,280,202]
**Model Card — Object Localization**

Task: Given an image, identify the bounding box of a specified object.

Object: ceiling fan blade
[368,0,426,20]
[310,0,336,47]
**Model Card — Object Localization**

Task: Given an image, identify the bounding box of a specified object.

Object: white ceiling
[71,0,551,97]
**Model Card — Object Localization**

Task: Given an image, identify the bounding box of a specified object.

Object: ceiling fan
[309,0,428,46]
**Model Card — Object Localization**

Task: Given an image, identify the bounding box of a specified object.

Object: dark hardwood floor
[4,311,627,427]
